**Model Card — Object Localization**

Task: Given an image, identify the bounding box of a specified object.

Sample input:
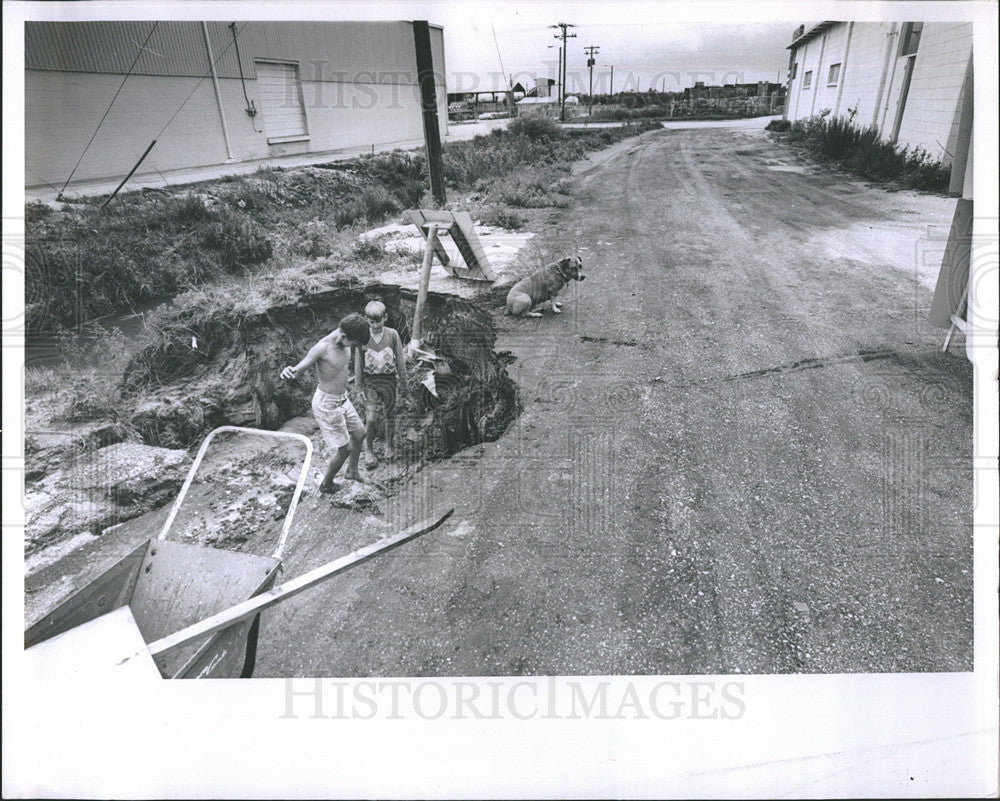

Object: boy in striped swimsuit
[280,313,370,493]
[355,301,410,467]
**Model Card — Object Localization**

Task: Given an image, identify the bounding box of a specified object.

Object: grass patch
[783,111,951,192]
[25,326,137,424]
[27,119,659,338]
[587,104,769,123]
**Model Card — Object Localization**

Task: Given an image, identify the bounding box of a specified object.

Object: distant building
[516,96,559,117]
[25,21,447,190]
[785,21,973,166]
[533,77,556,98]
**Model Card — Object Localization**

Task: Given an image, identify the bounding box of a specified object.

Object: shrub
[786,113,951,192]
[352,237,389,262]
[481,205,527,230]
[508,115,565,142]
[201,210,272,268]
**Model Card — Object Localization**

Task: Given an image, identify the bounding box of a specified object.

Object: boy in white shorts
[280,313,370,493]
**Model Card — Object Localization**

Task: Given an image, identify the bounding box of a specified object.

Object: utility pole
[550,22,576,122]
[547,44,561,102]
[413,20,445,204]
[609,64,614,97]
[584,45,600,116]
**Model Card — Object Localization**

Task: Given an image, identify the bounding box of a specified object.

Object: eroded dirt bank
[25,281,519,553]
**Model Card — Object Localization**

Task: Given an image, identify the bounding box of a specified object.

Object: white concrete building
[785,21,973,166]
[25,21,447,190]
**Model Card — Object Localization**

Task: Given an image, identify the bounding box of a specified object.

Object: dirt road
[252,125,972,676]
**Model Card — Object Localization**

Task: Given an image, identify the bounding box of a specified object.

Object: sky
[428,4,808,94]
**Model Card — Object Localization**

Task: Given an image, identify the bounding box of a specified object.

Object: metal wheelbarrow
[24,425,452,679]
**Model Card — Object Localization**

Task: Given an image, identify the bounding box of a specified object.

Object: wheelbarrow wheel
[240,614,263,678]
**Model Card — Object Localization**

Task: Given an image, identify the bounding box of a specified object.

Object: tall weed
[786,112,950,192]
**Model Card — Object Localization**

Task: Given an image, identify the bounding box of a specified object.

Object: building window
[899,22,923,57]
[803,70,812,89]
[791,62,798,80]
[827,63,841,85]
[254,60,309,144]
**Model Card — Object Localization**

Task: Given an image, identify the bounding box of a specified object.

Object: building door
[254,61,308,143]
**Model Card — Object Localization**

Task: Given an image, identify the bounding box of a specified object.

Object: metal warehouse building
[25,21,447,191]
[785,21,973,168]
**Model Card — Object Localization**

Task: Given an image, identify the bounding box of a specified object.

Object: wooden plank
[929,197,972,328]
[451,211,495,281]
[407,210,451,266]
[411,223,440,346]
[134,510,454,660]
[408,209,494,281]
[24,541,148,649]
[413,20,446,204]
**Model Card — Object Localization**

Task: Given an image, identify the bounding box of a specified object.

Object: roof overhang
[788,21,838,50]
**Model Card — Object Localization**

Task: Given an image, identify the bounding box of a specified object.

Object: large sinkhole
[119,281,522,463]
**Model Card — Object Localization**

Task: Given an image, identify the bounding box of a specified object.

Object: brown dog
[505,256,586,316]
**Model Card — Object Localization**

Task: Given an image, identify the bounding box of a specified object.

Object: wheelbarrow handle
[158,425,313,559]
[134,509,455,661]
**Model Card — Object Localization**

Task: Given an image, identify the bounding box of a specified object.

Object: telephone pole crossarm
[550,22,577,121]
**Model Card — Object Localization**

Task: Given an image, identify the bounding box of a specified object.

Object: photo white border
[3,2,997,798]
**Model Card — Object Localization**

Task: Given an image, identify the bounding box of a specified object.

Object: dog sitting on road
[505,256,586,316]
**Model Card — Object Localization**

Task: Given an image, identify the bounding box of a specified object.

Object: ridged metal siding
[24,21,437,84]
[25,21,260,79]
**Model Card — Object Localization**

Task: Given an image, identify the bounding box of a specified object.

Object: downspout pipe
[809,32,826,116]
[783,42,796,120]
[872,22,899,131]
[202,21,235,161]
[792,41,808,119]
[833,22,854,118]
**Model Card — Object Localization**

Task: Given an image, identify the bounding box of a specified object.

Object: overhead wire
[491,23,509,88]
[57,21,160,198]
[154,21,249,141]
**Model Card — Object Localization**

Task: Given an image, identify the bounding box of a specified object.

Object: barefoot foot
[318,481,343,495]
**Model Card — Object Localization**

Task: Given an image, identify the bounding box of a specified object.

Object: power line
[57,21,159,199]
[491,23,509,88]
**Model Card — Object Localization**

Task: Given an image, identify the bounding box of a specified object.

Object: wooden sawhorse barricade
[406,210,495,347]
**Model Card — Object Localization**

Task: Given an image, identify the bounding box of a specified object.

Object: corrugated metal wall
[786,21,972,165]
[25,21,448,188]
[25,21,443,84]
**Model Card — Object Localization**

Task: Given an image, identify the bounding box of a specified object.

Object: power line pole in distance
[550,22,576,121]
[584,45,600,116]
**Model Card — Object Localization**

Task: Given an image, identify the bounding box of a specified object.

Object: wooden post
[411,223,439,349]
[99,140,156,208]
[413,20,446,205]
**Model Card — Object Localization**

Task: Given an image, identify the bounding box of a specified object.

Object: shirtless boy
[280,313,371,493]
